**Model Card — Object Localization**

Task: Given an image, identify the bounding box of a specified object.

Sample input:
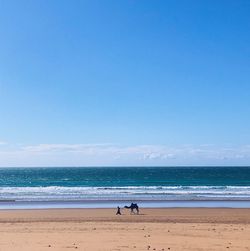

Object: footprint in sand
[65,245,78,249]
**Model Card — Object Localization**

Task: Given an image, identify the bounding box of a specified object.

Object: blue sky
[0,0,250,166]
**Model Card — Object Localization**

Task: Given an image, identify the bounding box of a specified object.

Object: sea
[0,166,250,209]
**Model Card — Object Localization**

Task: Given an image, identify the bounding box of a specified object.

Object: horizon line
[0,165,249,168]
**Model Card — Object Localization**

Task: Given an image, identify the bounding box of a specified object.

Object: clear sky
[0,0,250,166]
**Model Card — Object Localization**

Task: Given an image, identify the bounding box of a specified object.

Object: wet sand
[0,208,250,250]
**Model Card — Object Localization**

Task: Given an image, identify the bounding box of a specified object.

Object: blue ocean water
[0,166,250,202]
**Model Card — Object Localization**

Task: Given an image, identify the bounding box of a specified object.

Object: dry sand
[0,208,250,251]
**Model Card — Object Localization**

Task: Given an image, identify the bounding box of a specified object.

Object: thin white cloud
[22,144,112,153]
[0,143,250,167]
[16,143,250,161]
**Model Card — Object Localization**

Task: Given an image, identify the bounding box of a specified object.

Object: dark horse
[124,203,139,214]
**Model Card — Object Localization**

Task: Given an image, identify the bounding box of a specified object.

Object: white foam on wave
[1,186,250,201]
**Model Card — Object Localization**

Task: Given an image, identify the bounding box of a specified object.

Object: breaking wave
[1,186,250,201]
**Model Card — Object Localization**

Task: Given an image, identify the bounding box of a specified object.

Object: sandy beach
[0,208,249,251]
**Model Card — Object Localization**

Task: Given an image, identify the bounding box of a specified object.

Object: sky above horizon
[0,0,250,166]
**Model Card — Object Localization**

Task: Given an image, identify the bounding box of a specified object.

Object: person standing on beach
[116,206,121,215]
